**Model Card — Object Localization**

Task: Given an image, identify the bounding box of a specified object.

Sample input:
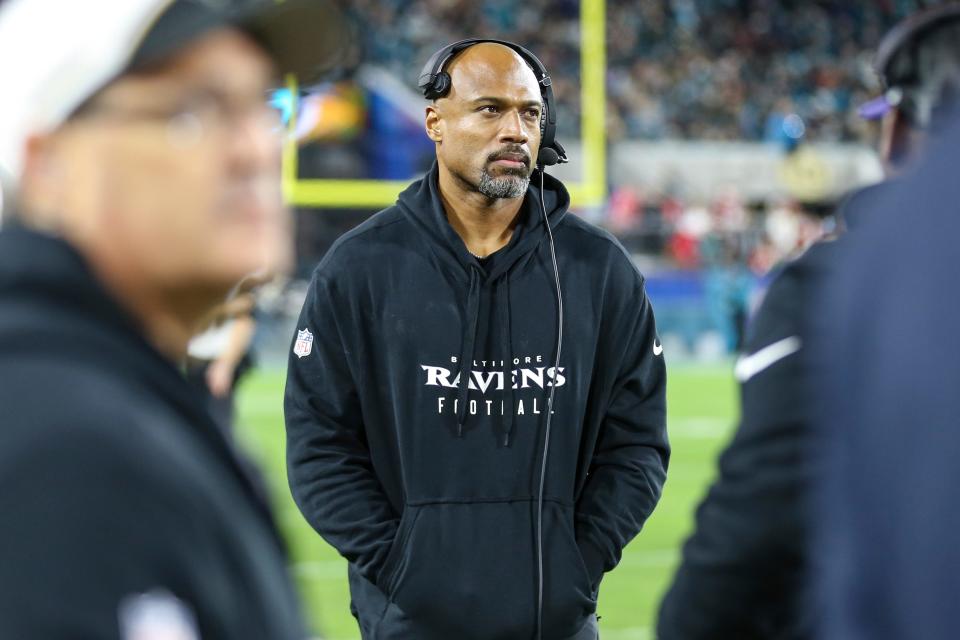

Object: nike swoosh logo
[734,336,802,383]
[653,340,663,356]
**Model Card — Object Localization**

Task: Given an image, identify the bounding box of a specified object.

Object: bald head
[425,42,543,202]
[443,43,541,104]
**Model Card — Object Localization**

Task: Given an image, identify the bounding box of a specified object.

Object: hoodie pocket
[378,501,596,640]
[555,507,596,598]
[376,507,420,595]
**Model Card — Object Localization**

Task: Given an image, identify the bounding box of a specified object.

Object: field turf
[234,362,738,640]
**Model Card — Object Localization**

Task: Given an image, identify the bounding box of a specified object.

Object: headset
[418,38,568,168]
[874,3,960,80]
[874,3,960,129]
[420,38,568,640]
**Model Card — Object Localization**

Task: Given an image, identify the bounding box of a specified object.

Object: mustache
[487,146,531,167]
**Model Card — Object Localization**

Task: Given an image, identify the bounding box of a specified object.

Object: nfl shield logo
[294,328,314,358]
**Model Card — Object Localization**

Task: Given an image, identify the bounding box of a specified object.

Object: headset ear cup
[426,72,452,101]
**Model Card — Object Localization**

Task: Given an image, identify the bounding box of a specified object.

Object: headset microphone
[537,146,561,168]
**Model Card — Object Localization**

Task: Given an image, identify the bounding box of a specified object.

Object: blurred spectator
[606,185,645,232]
[187,282,263,434]
[701,231,754,351]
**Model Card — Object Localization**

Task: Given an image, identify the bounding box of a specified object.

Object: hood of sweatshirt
[396,163,569,444]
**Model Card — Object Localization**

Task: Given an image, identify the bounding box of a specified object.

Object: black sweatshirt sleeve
[284,272,400,585]
[657,262,812,639]
[574,278,669,591]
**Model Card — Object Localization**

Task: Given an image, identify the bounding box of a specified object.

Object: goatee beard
[478,170,529,199]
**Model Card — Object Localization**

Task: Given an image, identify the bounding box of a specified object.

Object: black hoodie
[0,228,305,639]
[285,165,669,639]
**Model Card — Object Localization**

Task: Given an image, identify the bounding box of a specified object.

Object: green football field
[234,363,738,640]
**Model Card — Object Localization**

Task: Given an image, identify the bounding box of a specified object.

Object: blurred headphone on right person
[873,2,960,129]
[418,38,568,168]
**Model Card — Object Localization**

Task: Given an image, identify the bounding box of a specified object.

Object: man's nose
[228,108,281,175]
[499,109,528,144]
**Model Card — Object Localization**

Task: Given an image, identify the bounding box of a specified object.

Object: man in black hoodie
[285,41,669,639]
[0,0,344,637]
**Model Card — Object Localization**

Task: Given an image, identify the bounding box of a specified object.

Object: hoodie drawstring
[456,266,481,436]
[499,275,515,446]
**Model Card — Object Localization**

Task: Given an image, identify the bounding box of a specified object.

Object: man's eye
[479,105,499,114]
[524,109,541,119]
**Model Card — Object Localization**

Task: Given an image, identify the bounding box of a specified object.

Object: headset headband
[875,3,960,85]
[418,38,567,167]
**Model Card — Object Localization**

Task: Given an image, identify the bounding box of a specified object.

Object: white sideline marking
[669,417,730,438]
[598,628,651,640]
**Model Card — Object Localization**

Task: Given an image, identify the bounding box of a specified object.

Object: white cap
[0,0,347,187]
[0,0,174,183]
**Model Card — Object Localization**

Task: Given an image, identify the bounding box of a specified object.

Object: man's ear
[425,105,443,143]
[882,108,916,172]
[17,132,73,231]
[19,134,60,215]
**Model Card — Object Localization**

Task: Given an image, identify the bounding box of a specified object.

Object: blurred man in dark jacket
[658,5,960,638]
[811,103,960,640]
[0,1,344,637]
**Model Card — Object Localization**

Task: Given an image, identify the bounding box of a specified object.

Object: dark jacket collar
[396,162,571,282]
[0,225,287,553]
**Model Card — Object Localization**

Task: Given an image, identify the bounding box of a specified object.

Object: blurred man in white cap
[0,0,344,637]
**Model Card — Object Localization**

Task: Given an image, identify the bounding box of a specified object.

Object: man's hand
[206,358,236,398]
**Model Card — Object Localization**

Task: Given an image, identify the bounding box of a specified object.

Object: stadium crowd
[338,0,946,142]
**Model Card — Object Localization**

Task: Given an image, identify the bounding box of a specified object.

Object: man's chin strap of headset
[420,39,569,639]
